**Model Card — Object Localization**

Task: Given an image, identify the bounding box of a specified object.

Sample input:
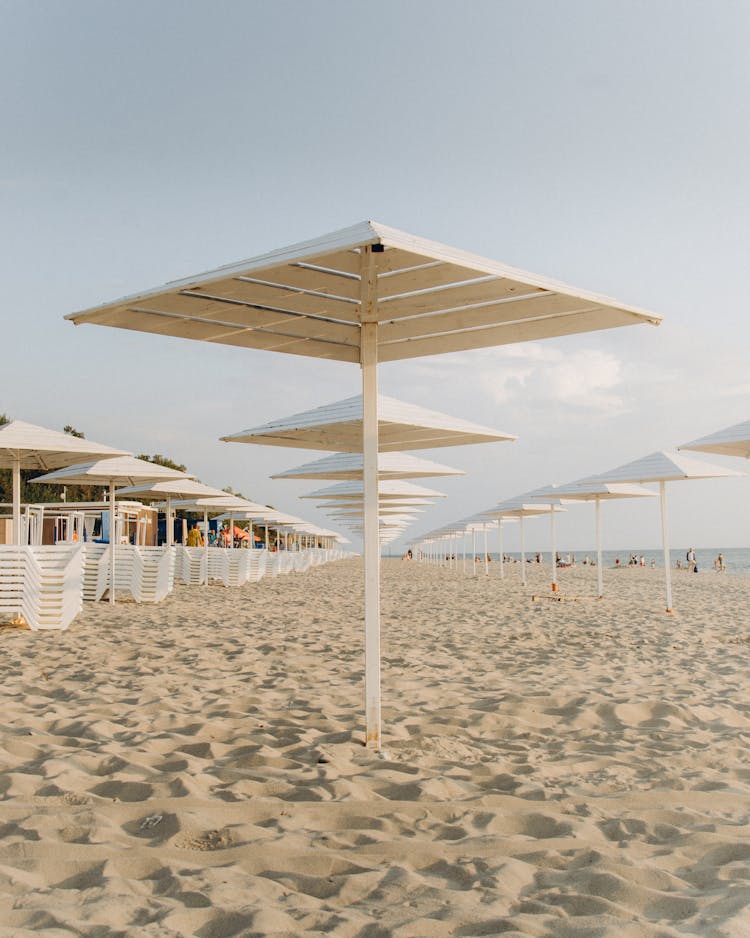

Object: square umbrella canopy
[302,479,447,501]
[582,451,744,611]
[679,420,750,459]
[319,497,435,510]
[0,420,129,545]
[222,394,516,452]
[32,456,193,604]
[271,450,465,481]
[64,221,662,750]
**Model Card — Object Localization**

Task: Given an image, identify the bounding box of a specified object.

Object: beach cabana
[679,420,750,459]
[533,481,657,597]
[0,420,128,545]
[65,220,661,749]
[115,479,230,546]
[32,456,192,604]
[584,451,743,612]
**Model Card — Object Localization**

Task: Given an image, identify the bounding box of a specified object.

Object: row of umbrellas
[412,440,746,612]
[220,394,516,545]
[0,420,347,605]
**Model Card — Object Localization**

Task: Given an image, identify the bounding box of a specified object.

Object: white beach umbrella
[679,420,750,460]
[0,420,129,545]
[65,220,661,750]
[223,394,516,452]
[533,481,657,597]
[300,479,446,504]
[32,456,191,604]
[326,505,428,517]
[115,479,230,546]
[302,479,447,501]
[583,451,744,612]
[315,497,435,509]
[482,494,559,587]
[271,450,464,481]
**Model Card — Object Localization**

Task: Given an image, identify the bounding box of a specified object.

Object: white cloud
[392,343,626,414]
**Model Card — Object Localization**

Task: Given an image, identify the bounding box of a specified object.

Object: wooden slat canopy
[222,394,515,453]
[67,221,661,364]
[271,451,464,481]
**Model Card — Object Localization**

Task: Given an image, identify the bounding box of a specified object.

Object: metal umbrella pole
[109,480,116,604]
[659,481,674,613]
[595,497,604,598]
[550,506,558,593]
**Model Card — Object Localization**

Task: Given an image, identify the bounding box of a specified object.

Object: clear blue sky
[2,0,749,550]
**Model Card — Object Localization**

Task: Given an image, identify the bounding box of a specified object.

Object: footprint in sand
[175,828,235,851]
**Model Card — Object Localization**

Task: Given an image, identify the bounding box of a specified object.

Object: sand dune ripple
[1,559,749,935]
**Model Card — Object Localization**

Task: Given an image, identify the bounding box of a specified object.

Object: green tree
[137,453,187,473]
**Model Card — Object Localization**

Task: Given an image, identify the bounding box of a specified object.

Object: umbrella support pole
[483,523,488,576]
[109,480,116,605]
[361,247,381,751]
[660,481,673,612]
[498,521,504,579]
[550,508,558,592]
[520,516,526,587]
[204,510,209,585]
[596,498,604,598]
[12,457,21,546]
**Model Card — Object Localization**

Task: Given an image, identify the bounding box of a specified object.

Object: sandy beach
[1,558,749,937]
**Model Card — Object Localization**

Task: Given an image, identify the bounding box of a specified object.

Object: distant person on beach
[676,558,682,570]
[687,547,697,573]
[650,558,656,568]
[714,552,726,572]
